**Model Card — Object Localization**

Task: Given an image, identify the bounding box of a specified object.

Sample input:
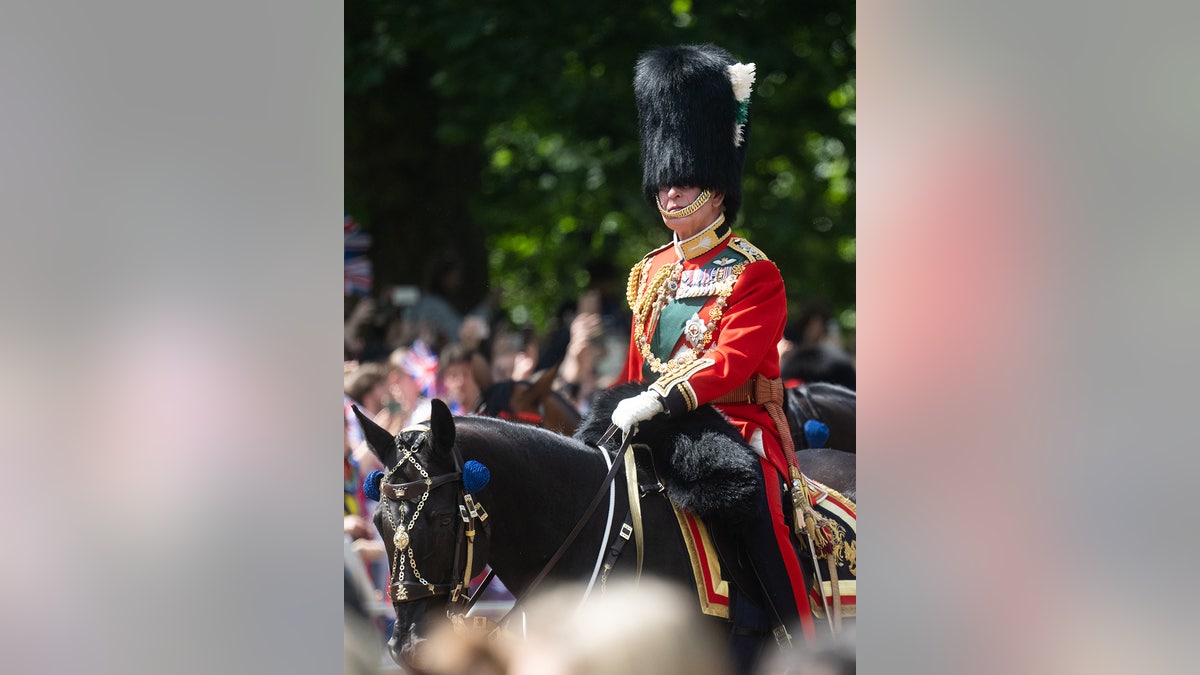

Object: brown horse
[474,365,583,436]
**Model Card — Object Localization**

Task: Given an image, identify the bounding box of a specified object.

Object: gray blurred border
[860,1,1200,673]
[0,2,341,674]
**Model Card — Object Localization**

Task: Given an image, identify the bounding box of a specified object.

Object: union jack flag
[401,340,439,398]
[344,215,373,297]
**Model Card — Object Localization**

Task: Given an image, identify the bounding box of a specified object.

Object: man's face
[657,185,725,239]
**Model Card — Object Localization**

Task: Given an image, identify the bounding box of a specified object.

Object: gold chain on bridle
[378,425,489,609]
[382,441,435,600]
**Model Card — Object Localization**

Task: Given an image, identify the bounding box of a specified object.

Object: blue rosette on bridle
[363,470,385,502]
[463,460,490,494]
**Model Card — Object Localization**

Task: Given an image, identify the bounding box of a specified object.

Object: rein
[495,424,630,629]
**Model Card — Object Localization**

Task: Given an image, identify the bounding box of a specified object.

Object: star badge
[684,313,707,348]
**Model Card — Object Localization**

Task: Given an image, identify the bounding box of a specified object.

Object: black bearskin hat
[635,44,756,223]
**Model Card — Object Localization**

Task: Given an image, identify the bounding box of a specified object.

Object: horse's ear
[428,399,457,455]
[528,363,559,400]
[352,405,397,466]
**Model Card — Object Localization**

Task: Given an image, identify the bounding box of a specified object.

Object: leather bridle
[377,425,491,612]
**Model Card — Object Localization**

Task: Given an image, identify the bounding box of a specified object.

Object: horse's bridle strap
[380,471,462,501]
[392,580,460,602]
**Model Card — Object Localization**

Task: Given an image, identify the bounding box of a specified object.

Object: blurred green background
[346,0,855,342]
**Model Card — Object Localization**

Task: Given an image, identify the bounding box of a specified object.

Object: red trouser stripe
[761,456,816,641]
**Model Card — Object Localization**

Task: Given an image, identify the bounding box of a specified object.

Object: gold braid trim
[728,237,769,262]
[626,258,648,310]
[649,357,714,411]
[632,260,679,325]
[631,262,747,378]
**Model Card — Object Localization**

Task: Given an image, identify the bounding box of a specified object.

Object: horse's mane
[455,414,599,460]
[575,383,760,524]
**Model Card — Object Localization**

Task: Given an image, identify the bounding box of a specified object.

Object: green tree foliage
[347,0,854,334]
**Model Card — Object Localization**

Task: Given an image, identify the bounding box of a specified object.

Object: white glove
[611,391,665,434]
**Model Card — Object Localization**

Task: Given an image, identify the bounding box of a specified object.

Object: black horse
[355,392,855,671]
[786,383,856,453]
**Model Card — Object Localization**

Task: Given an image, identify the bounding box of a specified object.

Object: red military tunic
[620,216,789,475]
[619,215,815,639]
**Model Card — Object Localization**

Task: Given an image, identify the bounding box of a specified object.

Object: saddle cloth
[671,476,856,620]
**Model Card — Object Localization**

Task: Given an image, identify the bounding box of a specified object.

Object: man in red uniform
[610,44,817,665]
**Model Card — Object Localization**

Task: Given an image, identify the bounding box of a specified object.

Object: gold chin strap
[657,189,712,219]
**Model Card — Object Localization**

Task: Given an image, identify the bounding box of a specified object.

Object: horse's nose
[387,635,404,666]
[389,629,426,667]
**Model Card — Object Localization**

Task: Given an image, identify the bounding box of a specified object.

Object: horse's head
[353,400,491,668]
[474,365,581,435]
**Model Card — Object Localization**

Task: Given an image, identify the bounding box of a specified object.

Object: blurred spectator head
[344,362,389,414]
[510,578,733,675]
[387,347,423,410]
[758,627,855,675]
[416,619,513,675]
[794,300,833,348]
[438,343,480,412]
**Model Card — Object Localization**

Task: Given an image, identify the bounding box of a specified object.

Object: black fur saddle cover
[575,383,760,524]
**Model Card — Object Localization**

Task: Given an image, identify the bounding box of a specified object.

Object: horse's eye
[438,515,453,527]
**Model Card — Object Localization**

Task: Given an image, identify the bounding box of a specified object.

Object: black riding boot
[729,589,771,675]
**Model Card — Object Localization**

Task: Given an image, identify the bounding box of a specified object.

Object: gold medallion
[393,528,410,550]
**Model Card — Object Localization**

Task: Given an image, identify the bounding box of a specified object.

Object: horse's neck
[461,424,607,593]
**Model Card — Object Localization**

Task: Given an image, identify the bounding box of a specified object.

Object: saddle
[575,384,857,623]
[681,479,857,621]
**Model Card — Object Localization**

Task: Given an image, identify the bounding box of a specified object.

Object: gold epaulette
[728,237,769,262]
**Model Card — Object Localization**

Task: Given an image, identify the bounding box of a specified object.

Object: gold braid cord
[625,258,649,311]
[630,261,747,383]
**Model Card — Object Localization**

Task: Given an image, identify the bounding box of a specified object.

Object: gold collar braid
[674,214,729,260]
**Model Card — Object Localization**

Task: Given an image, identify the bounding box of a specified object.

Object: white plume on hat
[728,62,755,147]
[728,62,756,101]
